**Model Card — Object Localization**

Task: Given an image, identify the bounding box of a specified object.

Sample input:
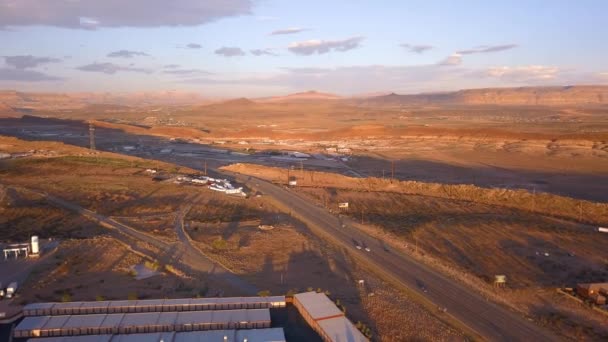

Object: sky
[0,0,607,97]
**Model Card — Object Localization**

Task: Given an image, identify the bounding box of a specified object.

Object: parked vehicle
[6,282,18,299]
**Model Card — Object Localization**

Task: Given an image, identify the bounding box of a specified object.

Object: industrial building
[15,309,271,338]
[24,328,287,342]
[576,283,608,305]
[16,293,366,341]
[2,235,40,260]
[16,297,286,340]
[293,292,367,342]
[23,297,286,316]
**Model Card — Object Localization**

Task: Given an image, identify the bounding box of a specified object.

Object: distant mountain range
[1,86,607,111]
[352,86,608,106]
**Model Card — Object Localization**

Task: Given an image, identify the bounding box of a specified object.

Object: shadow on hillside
[1,115,607,203]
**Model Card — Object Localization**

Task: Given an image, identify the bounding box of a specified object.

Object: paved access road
[223,171,561,342]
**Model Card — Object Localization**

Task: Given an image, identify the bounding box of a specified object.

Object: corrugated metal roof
[100,314,125,328]
[119,312,160,327]
[111,332,176,342]
[23,296,287,316]
[175,311,213,325]
[25,335,113,342]
[236,328,286,342]
[317,316,367,342]
[174,330,234,342]
[25,329,286,342]
[62,314,106,328]
[294,292,343,320]
[15,316,50,331]
[80,302,111,309]
[43,315,71,330]
[23,302,55,310]
[157,311,178,326]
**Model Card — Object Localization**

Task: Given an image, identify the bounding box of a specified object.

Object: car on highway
[356,244,362,250]
[364,247,371,252]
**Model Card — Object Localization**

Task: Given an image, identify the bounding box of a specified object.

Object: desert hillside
[356,86,608,106]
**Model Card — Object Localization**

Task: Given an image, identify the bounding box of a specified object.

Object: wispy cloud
[438,53,462,66]
[457,44,518,55]
[215,47,246,57]
[270,27,307,35]
[186,43,202,49]
[288,37,364,55]
[250,49,278,56]
[164,64,180,69]
[107,50,150,58]
[76,62,151,74]
[163,68,213,76]
[0,0,253,29]
[0,68,63,81]
[3,55,61,69]
[401,44,433,54]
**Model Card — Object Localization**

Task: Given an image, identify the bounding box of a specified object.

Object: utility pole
[391,160,395,183]
[300,161,304,176]
[88,121,96,151]
[382,170,385,179]
[204,160,207,176]
[532,187,536,212]
[287,168,290,186]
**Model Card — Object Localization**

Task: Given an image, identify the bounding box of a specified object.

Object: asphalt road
[224,171,561,342]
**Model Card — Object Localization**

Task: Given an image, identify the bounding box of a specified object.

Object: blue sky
[0,0,607,97]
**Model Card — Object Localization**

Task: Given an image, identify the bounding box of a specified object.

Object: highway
[223,171,561,342]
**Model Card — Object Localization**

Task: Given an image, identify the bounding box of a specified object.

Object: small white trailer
[6,282,18,299]
[599,227,608,233]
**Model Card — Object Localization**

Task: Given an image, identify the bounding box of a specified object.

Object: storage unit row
[15,309,271,338]
[23,296,286,316]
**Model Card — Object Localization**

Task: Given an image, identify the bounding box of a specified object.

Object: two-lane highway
[224,171,560,342]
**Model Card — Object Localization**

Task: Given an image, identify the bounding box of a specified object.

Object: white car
[356,245,362,250]
[364,247,371,252]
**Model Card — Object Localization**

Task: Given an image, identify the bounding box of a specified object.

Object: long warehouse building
[24,329,287,342]
[15,309,271,338]
[23,297,286,316]
[293,292,367,342]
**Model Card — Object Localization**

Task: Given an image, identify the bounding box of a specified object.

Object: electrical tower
[89,121,96,151]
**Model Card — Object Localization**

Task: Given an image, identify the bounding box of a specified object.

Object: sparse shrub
[212,237,228,250]
[128,292,138,300]
[257,290,271,297]
[61,293,72,302]
[95,295,105,301]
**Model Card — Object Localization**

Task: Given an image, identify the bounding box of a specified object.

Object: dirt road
[39,190,257,295]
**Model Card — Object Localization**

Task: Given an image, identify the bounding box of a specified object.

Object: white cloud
[0,0,253,29]
[484,65,559,82]
[288,37,364,55]
[439,53,462,66]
